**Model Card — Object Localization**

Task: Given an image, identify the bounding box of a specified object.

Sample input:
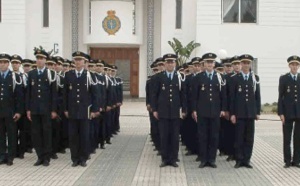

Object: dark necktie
[294,75,297,82]
[1,73,4,79]
[209,73,212,81]
[168,73,171,80]
[77,73,81,78]
[245,75,248,81]
[38,70,42,76]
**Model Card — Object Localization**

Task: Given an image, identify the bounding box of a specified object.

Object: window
[43,0,49,27]
[176,0,182,29]
[223,0,257,23]
[0,0,2,23]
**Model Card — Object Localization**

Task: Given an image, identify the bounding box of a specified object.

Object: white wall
[196,0,300,103]
[25,0,64,59]
[160,0,197,57]
[0,0,26,56]
[63,0,72,59]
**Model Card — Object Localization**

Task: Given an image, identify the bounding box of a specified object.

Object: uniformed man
[183,57,201,158]
[192,53,227,168]
[278,55,300,168]
[26,49,58,166]
[151,53,187,168]
[11,54,27,159]
[111,65,123,134]
[0,53,23,166]
[62,59,71,74]
[218,58,233,158]
[230,54,261,169]
[148,58,164,155]
[22,59,33,74]
[63,51,99,167]
[95,60,107,149]
[21,59,34,154]
[56,56,68,154]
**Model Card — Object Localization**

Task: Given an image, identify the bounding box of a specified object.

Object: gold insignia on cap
[209,54,212,57]
[14,55,18,58]
[1,54,4,57]
[37,50,41,53]
[294,56,297,59]
[168,54,171,57]
[76,51,80,55]
[245,55,248,57]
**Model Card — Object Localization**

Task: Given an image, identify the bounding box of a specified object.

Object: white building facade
[0,0,300,103]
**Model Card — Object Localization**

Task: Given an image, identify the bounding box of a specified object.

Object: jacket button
[210,89,212,91]
[210,84,212,87]
[77,89,80,92]
[38,90,40,92]
[38,95,41,98]
[170,94,172,97]
[246,90,248,92]
[77,101,80,103]
[246,94,248,97]
[38,79,41,82]
[170,99,172,102]
[77,95,80,97]
[210,98,212,101]
[246,99,248,101]
[246,85,248,87]
[38,85,40,87]
[170,89,172,92]
[296,99,298,102]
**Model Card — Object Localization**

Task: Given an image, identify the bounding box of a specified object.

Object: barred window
[43,0,49,27]
[176,0,182,29]
[223,0,257,23]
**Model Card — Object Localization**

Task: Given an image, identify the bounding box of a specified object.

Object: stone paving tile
[0,102,300,186]
[74,116,149,186]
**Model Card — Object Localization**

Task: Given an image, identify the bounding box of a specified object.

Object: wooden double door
[90,47,139,97]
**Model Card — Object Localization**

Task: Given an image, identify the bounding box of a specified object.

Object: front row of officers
[0,50,123,167]
[147,53,300,169]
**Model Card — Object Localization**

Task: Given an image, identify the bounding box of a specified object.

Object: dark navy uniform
[278,55,300,167]
[0,54,24,165]
[151,54,187,167]
[192,63,227,167]
[63,52,99,166]
[183,58,201,157]
[229,54,261,168]
[26,50,57,165]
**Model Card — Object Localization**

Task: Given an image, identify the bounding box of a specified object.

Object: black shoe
[185,151,193,156]
[88,155,91,160]
[72,161,79,167]
[209,162,217,168]
[170,162,179,168]
[18,154,24,159]
[195,156,201,162]
[6,160,13,166]
[51,154,58,159]
[59,149,66,154]
[100,145,106,149]
[157,152,161,156]
[43,160,50,167]
[176,158,180,162]
[80,161,87,167]
[199,162,206,168]
[219,151,225,156]
[153,148,157,151]
[243,162,253,169]
[92,149,96,154]
[226,155,234,161]
[284,163,291,168]
[106,141,112,145]
[292,163,300,168]
[234,162,241,169]
[160,162,167,168]
[34,159,43,166]
[26,148,33,153]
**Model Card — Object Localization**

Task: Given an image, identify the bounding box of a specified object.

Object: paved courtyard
[0,101,299,186]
